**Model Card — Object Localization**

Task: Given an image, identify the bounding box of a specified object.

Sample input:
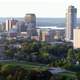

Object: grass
[0,60,77,78]
[58,72,77,78]
[0,60,48,71]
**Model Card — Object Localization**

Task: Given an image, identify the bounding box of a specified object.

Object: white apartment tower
[5,19,12,31]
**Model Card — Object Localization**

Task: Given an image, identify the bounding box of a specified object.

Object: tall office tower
[24,13,37,39]
[24,13,36,28]
[66,5,77,41]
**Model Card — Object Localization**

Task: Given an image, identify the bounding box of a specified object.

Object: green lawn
[0,61,48,71]
[0,60,77,78]
[59,72,76,78]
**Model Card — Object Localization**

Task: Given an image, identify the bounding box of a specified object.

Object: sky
[0,0,79,18]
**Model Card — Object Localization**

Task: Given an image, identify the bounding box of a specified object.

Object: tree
[76,72,80,80]
[4,49,14,58]
[75,50,80,63]
[1,64,27,80]
[66,48,74,66]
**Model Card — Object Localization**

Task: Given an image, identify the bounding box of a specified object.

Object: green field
[0,60,48,71]
[0,60,77,79]
[59,72,77,78]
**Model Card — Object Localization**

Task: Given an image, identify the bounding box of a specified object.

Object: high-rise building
[73,28,80,49]
[24,13,36,28]
[0,23,5,32]
[5,20,11,31]
[66,5,77,41]
[5,18,17,32]
[17,21,26,32]
[24,13,37,39]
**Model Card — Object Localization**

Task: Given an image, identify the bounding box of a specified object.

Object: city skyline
[0,0,79,18]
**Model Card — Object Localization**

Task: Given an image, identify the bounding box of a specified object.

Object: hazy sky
[0,0,79,17]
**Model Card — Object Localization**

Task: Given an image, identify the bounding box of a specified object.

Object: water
[0,18,80,27]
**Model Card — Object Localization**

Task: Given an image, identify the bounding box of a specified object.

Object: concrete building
[73,28,80,49]
[17,14,38,40]
[17,21,26,32]
[38,26,65,42]
[5,18,17,32]
[24,14,37,39]
[5,19,12,31]
[66,5,77,41]
[38,28,49,41]
[0,23,5,32]
[24,13,36,28]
